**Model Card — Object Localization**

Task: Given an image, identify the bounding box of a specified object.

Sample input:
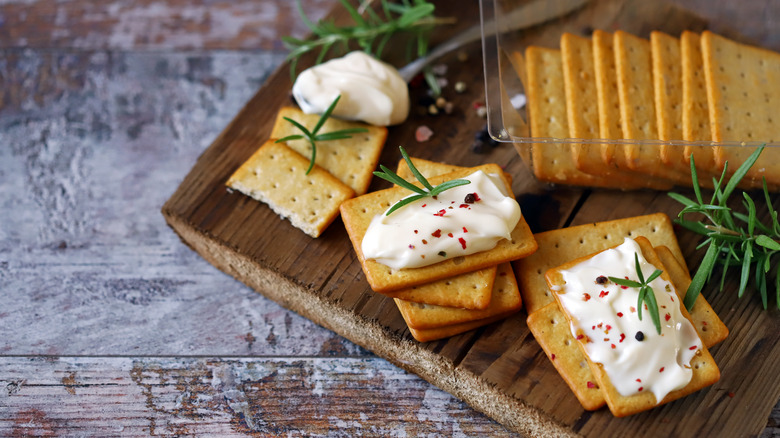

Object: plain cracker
[340,164,537,293]
[395,263,521,329]
[681,31,718,171]
[408,313,512,343]
[651,31,689,172]
[384,266,496,310]
[700,31,780,185]
[226,140,355,238]
[561,33,656,189]
[525,46,630,189]
[271,107,387,195]
[614,31,690,184]
[591,31,674,190]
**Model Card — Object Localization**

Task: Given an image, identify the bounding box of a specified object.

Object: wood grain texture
[0,0,777,436]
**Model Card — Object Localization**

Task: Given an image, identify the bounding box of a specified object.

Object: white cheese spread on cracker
[361,170,521,270]
[556,238,702,403]
[292,51,409,126]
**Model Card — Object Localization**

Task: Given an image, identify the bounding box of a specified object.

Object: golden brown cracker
[525,45,636,189]
[562,33,663,189]
[701,31,780,185]
[680,31,718,172]
[527,242,727,412]
[339,164,537,293]
[385,266,496,310]
[395,263,521,329]
[614,31,690,184]
[654,245,729,347]
[545,237,720,417]
[651,31,690,174]
[513,213,684,314]
[591,31,674,190]
[527,302,606,410]
[408,313,511,343]
[271,107,387,195]
[227,140,355,238]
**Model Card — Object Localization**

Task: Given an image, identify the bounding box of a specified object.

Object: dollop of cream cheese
[292,51,410,126]
[361,170,522,270]
[556,238,702,403]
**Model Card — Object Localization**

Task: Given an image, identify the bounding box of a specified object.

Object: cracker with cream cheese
[340,164,537,294]
[527,242,728,411]
[544,237,720,417]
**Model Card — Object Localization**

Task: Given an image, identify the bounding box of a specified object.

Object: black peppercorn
[464,193,477,204]
[635,331,645,341]
[595,275,608,285]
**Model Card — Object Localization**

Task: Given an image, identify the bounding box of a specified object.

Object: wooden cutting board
[162,0,780,436]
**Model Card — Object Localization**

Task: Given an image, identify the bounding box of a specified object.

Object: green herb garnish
[669,144,779,310]
[282,0,452,93]
[609,253,664,335]
[276,95,368,175]
[373,146,470,216]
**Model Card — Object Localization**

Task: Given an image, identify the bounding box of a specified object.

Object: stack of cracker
[226,107,387,238]
[521,30,780,189]
[513,213,728,416]
[340,157,539,342]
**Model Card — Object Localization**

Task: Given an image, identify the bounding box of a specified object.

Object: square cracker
[384,265,496,310]
[591,31,674,190]
[527,242,727,411]
[227,140,355,238]
[339,164,537,294]
[561,33,664,190]
[545,237,720,417]
[525,46,631,189]
[614,31,690,185]
[395,263,521,330]
[680,31,717,169]
[513,212,685,314]
[271,106,388,195]
[408,313,512,343]
[701,31,780,185]
[652,31,691,173]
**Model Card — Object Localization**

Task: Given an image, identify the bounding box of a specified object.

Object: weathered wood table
[0,0,777,436]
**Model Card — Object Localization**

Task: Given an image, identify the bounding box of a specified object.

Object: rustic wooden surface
[0,0,777,436]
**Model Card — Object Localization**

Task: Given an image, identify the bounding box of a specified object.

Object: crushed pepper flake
[431,229,442,238]
[458,237,467,249]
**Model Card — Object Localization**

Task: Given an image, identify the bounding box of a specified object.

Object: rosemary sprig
[609,253,664,335]
[283,0,452,93]
[669,145,780,310]
[275,95,368,175]
[373,146,470,216]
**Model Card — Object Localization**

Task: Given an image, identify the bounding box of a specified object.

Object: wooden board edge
[160,206,577,437]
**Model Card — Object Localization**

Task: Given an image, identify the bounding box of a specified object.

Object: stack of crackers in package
[514,213,729,416]
[520,30,780,190]
[226,107,387,238]
[340,157,539,342]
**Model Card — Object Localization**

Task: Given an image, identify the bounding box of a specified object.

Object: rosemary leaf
[684,241,719,310]
[373,145,470,216]
[275,95,367,175]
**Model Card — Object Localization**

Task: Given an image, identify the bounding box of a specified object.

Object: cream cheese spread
[556,238,702,403]
[292,51,410,126]
[360,170,521,270]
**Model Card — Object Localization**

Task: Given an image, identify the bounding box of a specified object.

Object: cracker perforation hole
[564,339,571,346]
